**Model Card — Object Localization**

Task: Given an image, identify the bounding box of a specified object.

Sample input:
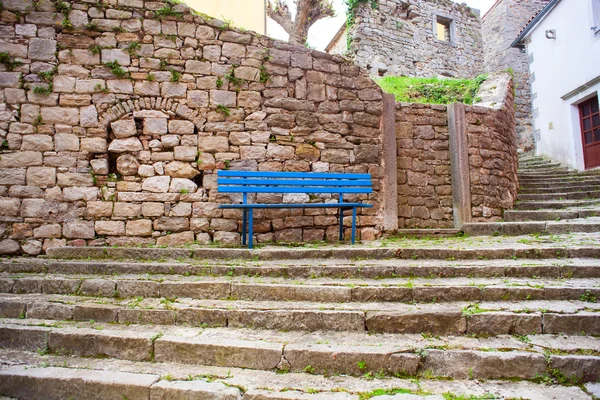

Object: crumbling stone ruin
[342,0,485,78]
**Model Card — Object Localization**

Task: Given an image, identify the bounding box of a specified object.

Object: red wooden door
[580,95,600,169]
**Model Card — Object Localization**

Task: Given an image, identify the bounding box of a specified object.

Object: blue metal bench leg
[242,210,247,246]
[351,207,357,245]
[339,209,344,241]
[248,208,254,249]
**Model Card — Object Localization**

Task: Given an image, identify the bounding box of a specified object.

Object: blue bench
[217,171,373,249]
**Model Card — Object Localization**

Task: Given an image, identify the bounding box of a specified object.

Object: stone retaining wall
[0,0,385,255]
[395,103,453,228]
[394,73,518,228]
[0,0,519,255]
[466,74,519,221]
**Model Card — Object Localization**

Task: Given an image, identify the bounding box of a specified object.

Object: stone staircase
[464,155,600,236]
[1,237,600,399]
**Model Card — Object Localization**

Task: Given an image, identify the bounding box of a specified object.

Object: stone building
[328,0,485,79]
[481,0,550,152]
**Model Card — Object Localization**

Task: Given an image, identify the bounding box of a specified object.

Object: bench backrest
[217,171,372,202]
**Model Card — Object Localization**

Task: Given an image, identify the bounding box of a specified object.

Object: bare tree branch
[266,0,335,45]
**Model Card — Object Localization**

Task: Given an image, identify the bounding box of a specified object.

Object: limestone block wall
[395,103,453,229]
[467,74,519,221]
[348,0,484,78]
[482,0,550,151]
[0,0,385,255]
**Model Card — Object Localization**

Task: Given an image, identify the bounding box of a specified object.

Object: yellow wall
[185,0,266,34]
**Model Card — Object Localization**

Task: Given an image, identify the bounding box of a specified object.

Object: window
[593,0,600,34]
[434,15,454,44]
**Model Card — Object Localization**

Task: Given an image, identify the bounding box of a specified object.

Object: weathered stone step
[390,228,461,238]
[0,349,593,400]
[2,273,599,303]
[41,243,600,261]
[504,209,600,222]
[518,161,564,168]
[518,167,571,174]
[2,295,599,335]
[520,179,600,190]
[1,319,599,382]
[4,258,600,278]
[514,199,600,210]
[518,171,600,180]
[463,219,600,236]
[519,184,600,194]
[517,190,600,201]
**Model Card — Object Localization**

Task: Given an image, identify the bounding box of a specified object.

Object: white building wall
[525,0,600,169]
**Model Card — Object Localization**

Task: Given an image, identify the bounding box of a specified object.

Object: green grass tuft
[377,74,487,105]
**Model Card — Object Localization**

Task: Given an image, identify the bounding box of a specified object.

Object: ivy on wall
[345,0,378,50]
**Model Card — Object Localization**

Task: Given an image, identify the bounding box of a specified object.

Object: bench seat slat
[219,203,373,209]
[218,187,372,194]
[218,178,372,187]
[218,171,371,179]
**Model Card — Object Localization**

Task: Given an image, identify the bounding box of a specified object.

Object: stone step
[4,257,600,278]
[389,228,461,238]
[517,190,600,201]
[0,349,594,400]
[504,209,600,222]
[514,199,600,210]
[1,319,599,382]
[2,295,600,334]
[518,161,563,167]
[2,274,599,303]
[41,242,600,261]
[519,184,600,194]
[463,219,600,236]
[519,179,600,190]
[518,171,600,179]
[518,167,571,174]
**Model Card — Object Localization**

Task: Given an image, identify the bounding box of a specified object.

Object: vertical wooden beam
[382,93,399,232]
[448,102,472,228]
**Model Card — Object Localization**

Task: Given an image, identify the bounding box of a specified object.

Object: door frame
[578,94,600,169]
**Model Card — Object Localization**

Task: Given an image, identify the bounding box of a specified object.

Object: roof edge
[510,0,561,48]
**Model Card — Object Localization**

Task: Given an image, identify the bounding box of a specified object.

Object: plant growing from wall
[88,44,102,55]
[104,60,129,79]
[33,67,57,96]
[345,0,378,50]
[169,68,181,82]
[126,42,141,56]
[216,104,230,116]
[0,52,23,71]
[155,5,183,19]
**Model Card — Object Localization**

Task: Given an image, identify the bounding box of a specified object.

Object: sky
[267,0,497,51]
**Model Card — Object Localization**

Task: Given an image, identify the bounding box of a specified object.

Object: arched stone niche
[94,98,207,198]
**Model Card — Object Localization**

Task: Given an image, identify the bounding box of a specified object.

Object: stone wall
[395,103,453,228]
[482,0,550,152]
[347,0,484,78]
[394,73,517,228]
[467,74,519,221]
[0,0,385,255]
